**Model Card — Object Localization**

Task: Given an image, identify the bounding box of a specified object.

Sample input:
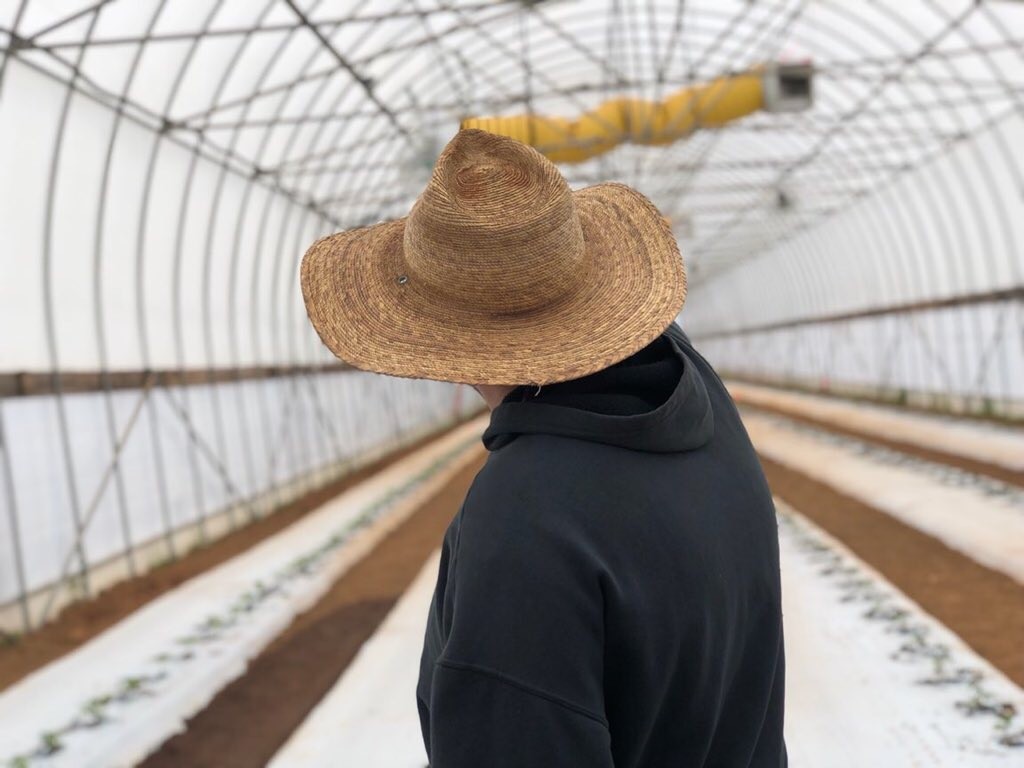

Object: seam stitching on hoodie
[435,658,610,729]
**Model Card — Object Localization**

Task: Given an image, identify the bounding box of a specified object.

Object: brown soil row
[140,455,485,768]
[0,421,472,693]
[737,398,1023,489]
[762,456,1024,687]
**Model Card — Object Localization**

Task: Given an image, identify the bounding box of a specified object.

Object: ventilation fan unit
[762,62,813,113]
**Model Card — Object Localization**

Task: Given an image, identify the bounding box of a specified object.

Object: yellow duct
[461,70,772,163]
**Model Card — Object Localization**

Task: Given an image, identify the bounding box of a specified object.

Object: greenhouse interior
[0,0,1022,766]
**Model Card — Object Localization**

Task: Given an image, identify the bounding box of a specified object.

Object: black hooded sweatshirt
[417,322,786,767]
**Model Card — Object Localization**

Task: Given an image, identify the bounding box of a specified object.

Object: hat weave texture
[300,128,686,385]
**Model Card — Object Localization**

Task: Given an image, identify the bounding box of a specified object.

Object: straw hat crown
[402,129,586,313]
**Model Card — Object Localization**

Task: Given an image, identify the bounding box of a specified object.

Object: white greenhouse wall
[0,57,338,372]
[686,110,1024,416]
[0,374,479,630]
[694,302,1024,417]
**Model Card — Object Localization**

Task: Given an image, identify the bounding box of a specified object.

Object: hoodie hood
[482,323,714,453]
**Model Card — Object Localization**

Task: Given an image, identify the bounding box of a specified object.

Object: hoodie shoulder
[467,433,614,532]
[473,433,592,501]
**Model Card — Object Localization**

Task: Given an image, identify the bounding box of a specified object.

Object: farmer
[300,128,786,767]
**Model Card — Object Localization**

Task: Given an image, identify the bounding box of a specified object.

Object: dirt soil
[0,422,470,692]
[762,456,1024,687]
[140,455,485,768]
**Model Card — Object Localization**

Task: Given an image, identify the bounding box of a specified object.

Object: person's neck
[472,384,518,411]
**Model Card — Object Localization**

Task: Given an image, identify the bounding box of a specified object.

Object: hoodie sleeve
[424,452,614,767]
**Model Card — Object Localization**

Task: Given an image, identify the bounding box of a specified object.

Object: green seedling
[81,698,109,727]
[0,631,20,648]
[120,676,145,694]
[39,731,63,755]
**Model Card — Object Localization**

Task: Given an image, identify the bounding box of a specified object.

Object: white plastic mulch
[0,417,486,768]
[727,381,1024,473]
[267,499,1024,768]
[741,409,1024,585]
[778,500,1024,766]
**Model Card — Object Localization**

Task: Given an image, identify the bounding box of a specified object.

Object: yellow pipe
[462,71,765,163]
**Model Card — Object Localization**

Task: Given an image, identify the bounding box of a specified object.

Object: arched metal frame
[0,0,1021,632]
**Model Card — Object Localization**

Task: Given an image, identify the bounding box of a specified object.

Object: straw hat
[300,128,686,385]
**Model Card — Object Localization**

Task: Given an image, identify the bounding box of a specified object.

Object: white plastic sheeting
[779,503,1024,766]
[685,109,1024,328]
[695,299,1024,415]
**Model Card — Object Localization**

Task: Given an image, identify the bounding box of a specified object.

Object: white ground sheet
[0,417,487,768]
[728,381,1024,473]
[269,501,1024,767]
[778,502,1023,766]
[741,409,1024,585]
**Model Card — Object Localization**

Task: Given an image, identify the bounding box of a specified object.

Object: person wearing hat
[301,129,786,767]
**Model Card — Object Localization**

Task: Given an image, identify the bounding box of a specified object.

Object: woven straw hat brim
[300,181,686,386]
